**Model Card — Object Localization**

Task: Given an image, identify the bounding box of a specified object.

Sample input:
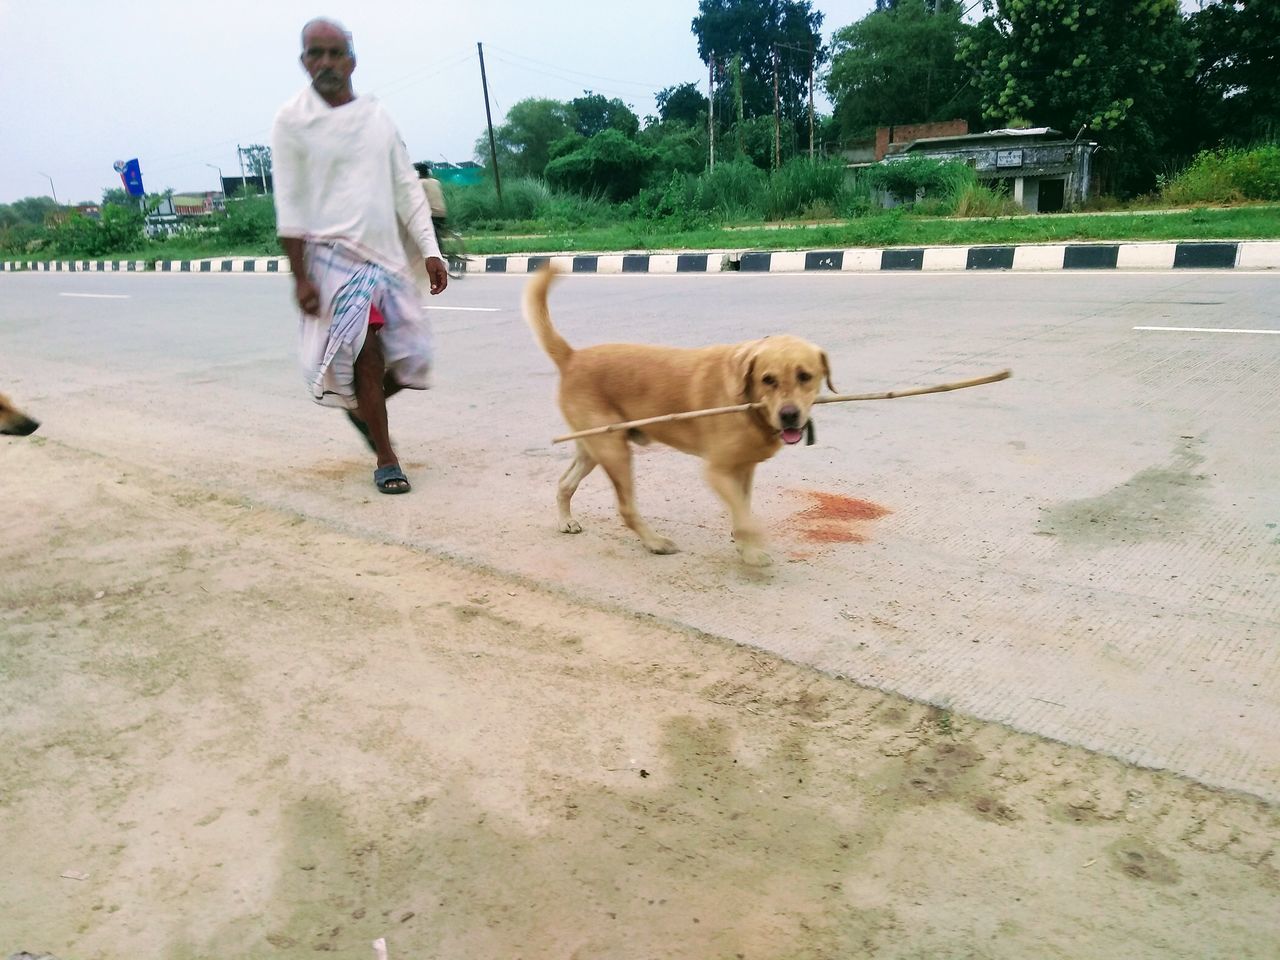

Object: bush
[47,204,145,257]
[218,195,277,246]
[0,221,45,256]
[646,129,708,184]
[1159,145,1280,205]
[869,157,975,205]
[628,173,710,229]
[544,129,655,201]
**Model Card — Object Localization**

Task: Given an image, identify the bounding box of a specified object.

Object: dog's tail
[523,265,573,371]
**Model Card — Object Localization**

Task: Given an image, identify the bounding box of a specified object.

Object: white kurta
[271,87,440,407]
[271,86,442,272]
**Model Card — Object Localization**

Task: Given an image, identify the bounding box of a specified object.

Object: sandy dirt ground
[2,437,1277,960]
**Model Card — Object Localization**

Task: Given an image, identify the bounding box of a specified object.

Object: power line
[485,44,670,90]
[487,54,675,106]
[372,50,477,98]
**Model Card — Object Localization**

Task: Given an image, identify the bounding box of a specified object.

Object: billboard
[113,158,145,197]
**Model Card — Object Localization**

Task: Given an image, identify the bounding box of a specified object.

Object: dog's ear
[820,351,836,393]
[729,341,762,401]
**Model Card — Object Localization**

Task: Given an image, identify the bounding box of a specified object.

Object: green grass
[461,204,1280,256]
[6,201,1279,264]
[10,205,1277,263]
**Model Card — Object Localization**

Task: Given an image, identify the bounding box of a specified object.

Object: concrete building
[839,119,970,165]
[885,127,1099,212]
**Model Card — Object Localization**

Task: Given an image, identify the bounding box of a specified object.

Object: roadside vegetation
[4,145,1277,263]
[2,0,1277,263]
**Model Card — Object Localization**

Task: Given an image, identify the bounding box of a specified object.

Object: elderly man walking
[272,17,447,494]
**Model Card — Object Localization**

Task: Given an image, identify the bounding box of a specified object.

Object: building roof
[898,127,1068,152]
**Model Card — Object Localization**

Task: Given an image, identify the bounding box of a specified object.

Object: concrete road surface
[2,268,1277,799]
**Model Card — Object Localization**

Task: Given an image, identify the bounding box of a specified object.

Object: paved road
[3,268,1277,799]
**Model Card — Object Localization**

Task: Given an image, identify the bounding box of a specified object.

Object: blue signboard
[113,158,145,197]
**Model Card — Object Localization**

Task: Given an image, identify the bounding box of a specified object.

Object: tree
[826,0,978,138]
[240,144,272,179]
[544,129,655,200]
[475,97,576,178]
[691,0,825,124]
[101,187,132,207]
[570,91,640,139]
[641,122,709,182]
[1188,0,1280,143]
[959,0,1197,195]
[0,196,59,226]
[655,82,709,126]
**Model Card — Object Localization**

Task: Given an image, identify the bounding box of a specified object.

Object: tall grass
[765,158,853,220]
[455,159,872,232]
[1159,144,1280,204]
[697,160,769,219]
[445,177,616,232]
[949,184,1025,218]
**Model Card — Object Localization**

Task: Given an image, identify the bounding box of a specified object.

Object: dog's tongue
[782,427,805,445]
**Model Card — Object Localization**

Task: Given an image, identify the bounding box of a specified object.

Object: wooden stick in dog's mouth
[551,369,1012,444]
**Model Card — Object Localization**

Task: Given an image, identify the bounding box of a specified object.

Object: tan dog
[524,266,832,566]
[0,392,39,436]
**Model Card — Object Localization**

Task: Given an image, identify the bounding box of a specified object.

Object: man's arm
[271,113,320,314]
[280,236,319,314]
[388,131,447,294]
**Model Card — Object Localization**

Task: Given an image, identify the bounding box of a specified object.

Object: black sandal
[374,464,411,494]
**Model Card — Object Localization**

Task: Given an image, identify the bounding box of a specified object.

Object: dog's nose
[779,405,801,427]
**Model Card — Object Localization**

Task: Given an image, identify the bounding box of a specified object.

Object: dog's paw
[739,546,773,568]
[559,518,583,534]
[645,536,680,555]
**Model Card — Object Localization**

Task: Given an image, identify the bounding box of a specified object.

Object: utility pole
[205,163,223,200]
[477,42,503,206]
[808,47,815,161]
[732,54,744,159]
[237,144,247,195]
[708,53,715,170]
[39,171,58,204]
[772,47,781,170]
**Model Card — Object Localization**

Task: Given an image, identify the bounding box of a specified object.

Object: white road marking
[59,292,131,299]
[1134,325,1280,335]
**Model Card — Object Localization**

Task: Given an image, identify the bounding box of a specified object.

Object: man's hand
[294,277,321,315]
[425,257,448,295]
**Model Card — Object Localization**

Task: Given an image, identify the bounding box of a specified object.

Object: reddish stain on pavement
[801,523,867,544]
[796,491,891,524]
[786,490,891,545]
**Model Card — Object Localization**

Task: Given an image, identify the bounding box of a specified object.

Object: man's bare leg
[352,327,409,492]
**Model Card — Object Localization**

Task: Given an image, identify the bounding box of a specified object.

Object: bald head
[301,17,353,56]
[299,17,356,106]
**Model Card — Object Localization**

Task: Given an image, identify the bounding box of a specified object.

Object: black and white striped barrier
[4,242,1278,275]
[476,241,1279,274]
[1,259,151,272]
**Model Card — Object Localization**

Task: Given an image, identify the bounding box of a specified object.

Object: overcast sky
[1,0,881,205]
